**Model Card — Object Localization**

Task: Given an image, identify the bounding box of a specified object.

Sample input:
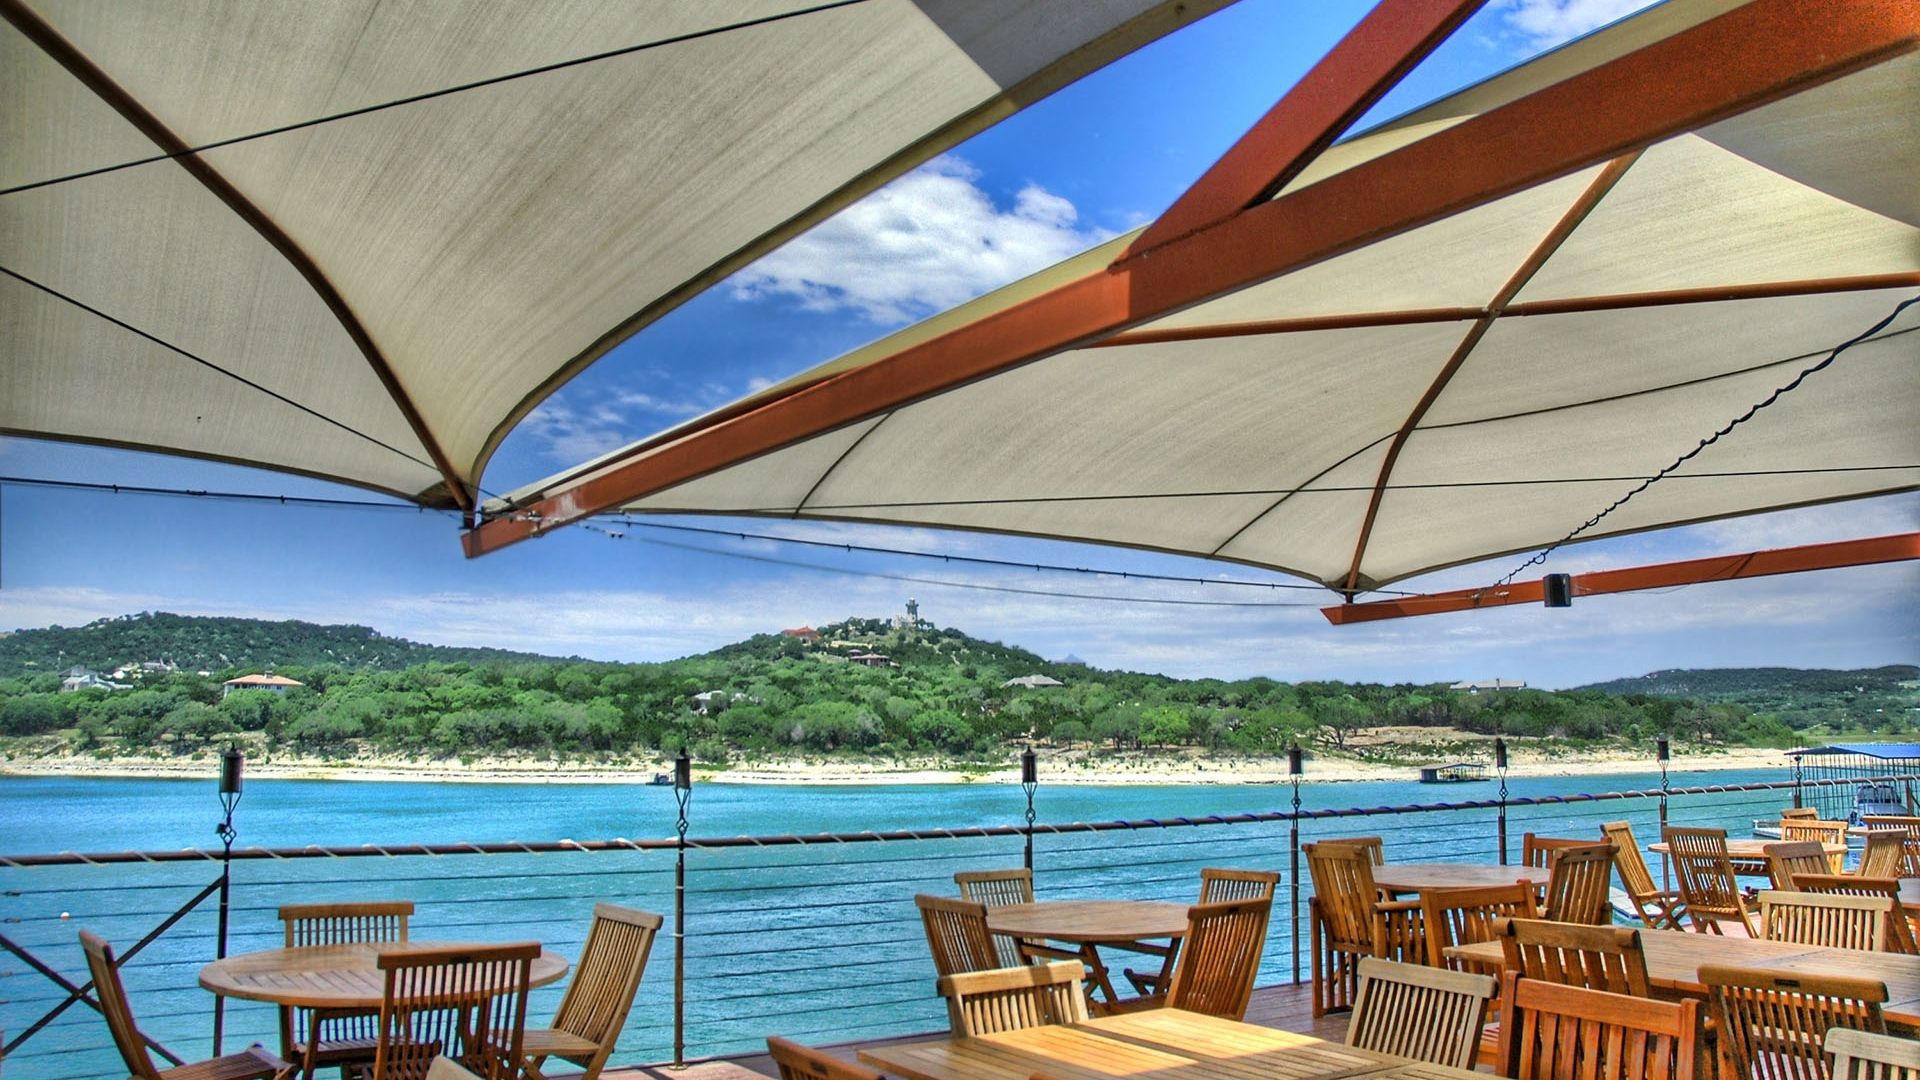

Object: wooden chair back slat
[1422,882,1537,970]
[1304,843,1381,950]
[540,903,660,1077]
[1860,832,1910,879]
[1663,827,1753,935]
[1318,836,1386,864]
[1759,890,1895,952]
[1792,874,1919,954]
[1543,842,1616,925]
[1497,971,1700,1080]
[1522,834,1591,869]
[1827,1028,1920,1080]
[956,868,1036,968]
[765,1036,883,1080]
[937,960,1087,1037]
[1198,867,1279,904]
[1779,821,1850,873]
[1166,897,1271,1020]
[1347,957,1496,1071]
[1767,841,1838,891]
[1780,808,1821,821]
[1496,917,1651,997]
[1702,963,1889,1080]
[80,930,163,1080]
[915,894,998,977]
[281,901,413,947]
[1862,818,1920,877]
[374,941,537,1080]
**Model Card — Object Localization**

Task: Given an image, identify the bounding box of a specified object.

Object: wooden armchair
[1317,836,1385,864]
[1521,834,1590,868]
[1600,820,1684,930]
[938,960,1087,1036]
[1766,840,1837,891]
[81,929,293,1080]
[277,900,413,1078]
[1780,820,1850,872]
[1495,917,1650,996]
[1304,841,1421,1016]
[1663,826,1754,936]
[1861,831,1911,879]
[1760,890,1897,951]
[1541,842,1615,924]
[1497,971,1700,1080]
[765,1037,882,1080]
[519,903,661,1080]
[1346,958,1495,1071]
[1862,817,1920,876]
[1703,964,1888,1080]
[957,867,1072,970]
[1162,897,1271,1020]
[915,894,998,976]
[1827,1028,1920,1080]
[1794,874,1918,953]
[1124,867,1278,996]
[372,942,537,1080]
[1780,807,1821,821]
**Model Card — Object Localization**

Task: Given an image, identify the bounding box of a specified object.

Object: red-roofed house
[222,673,305,698]
[781,627,820,642]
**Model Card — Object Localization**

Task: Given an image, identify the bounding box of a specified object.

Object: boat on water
[1418,762,1489,783]
[1751,781,1908,838]
[648,772,673,786]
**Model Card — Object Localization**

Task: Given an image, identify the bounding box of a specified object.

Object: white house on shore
[1450,678,1526,693]
[221,673,304,698]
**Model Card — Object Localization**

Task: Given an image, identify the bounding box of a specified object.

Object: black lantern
[1542,573,1573,608]
[1287,744,1303,776]
[1021,747,1037,786]
[1494,737,1508,771]
[673,750,692,792]
[1656,734,1670,762]
[219,744,244,795]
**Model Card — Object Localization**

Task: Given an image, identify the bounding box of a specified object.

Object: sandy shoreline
[0,744,1792,786]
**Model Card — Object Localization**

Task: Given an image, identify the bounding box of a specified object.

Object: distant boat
[1419,762,1489,783]
[648,772,673,786]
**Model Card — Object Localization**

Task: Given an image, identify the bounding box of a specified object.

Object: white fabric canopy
[535,6,1918,590]
[2,0,1214,505]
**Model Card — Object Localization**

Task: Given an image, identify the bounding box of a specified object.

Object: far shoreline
[0,745,1793,787]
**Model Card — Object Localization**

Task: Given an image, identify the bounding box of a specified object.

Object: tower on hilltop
[894,598,923,633]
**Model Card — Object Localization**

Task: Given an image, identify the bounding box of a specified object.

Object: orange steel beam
[1322,533,1920,624]
[1126,0,1486,256]
[466,0,1919,558]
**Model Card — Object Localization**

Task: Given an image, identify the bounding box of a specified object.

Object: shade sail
[1,0,1219,507]
[487,1,1920,591]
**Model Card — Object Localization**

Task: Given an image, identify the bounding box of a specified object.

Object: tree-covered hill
[1574,666,1919,732]
[0,611,561,674]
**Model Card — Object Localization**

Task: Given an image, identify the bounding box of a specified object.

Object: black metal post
[1792,755,1804,811]
[1657,734,1671,889]
[1288,744,1303,985]
[1495,737,1509,866]
[212,746,242,1056]
[672,750,691,1069]
[1021,748,1038,872]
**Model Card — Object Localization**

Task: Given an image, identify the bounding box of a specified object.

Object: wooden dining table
[1370,862,1551,894]
[1649,838,1848,875]
[859,1006,1480,1080]
[986,900,1189,1007]
[200,941,570,1010]
[1447,929,1920,1027]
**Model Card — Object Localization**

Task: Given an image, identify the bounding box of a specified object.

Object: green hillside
[1575,666,1919,733]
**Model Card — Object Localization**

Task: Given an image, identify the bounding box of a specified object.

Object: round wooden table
[200,942,569,1009]
[987,900,1190,1006]
[1370,862,1550,893]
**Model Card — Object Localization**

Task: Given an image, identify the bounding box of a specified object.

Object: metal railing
[1,770,1906,1078]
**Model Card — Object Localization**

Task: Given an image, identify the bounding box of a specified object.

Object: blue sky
[2,0,1915,688]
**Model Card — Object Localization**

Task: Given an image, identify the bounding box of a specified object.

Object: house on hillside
[692,690,732,714]
[780,626,821,643]
[61,667,129,692]
[1004,675,1065,689]
[1450,678,1526,693]
[847,652,893,668]
[221,673,304,698]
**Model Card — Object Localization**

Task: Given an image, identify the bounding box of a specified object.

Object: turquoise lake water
[0,767,1797,1078]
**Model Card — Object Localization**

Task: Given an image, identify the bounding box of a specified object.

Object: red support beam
[1322,533,1920,624]
[1125,0,1486,256]
[466,0,1919,558]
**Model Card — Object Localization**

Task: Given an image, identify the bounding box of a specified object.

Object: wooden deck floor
[603,981,1343,1078]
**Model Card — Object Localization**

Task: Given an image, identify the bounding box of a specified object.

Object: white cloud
[1496,0,1659,49]
[729,156,1115,324]
[519,386,734,465]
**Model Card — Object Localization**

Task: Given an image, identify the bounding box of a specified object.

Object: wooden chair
[1827,1028,1920,1080]
[1769,840,1840,891]
[1421,882,1538,971]
[1863,817,1920,876]
[1522,833,1590,868]
[915,894,998,976]
[1703,964,1888,1080]
[278,900,413,1078]
[1318,835,1386,864]
[1165,897,1270,1019]
[425,1058,481,1080]
[1601,820,1684,930]
[1781,807,1821,821]
[764,1037,882,1080]
[518,903,661,1080]
[1495,917,1650,996]
[1794,874,1919,954]
[1496,971,1701,1080]
[954,867,1034,909]
[372,942,537,1080]
[1346,957,1495,1071]
[1760,890,1897,952]
[1304,841,1422,1015]
[1664,826,1754,935]
[1781,820,1851,872]
[80,929,293,1080]
[937,960,1087,1036]
[1124,867,1279,996]
[1861,831,1911,879]
[1542,842,1615,925]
